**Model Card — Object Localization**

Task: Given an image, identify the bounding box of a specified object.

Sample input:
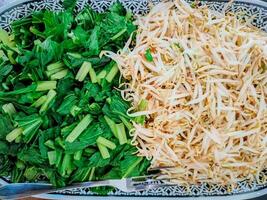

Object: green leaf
[57,93,78,115]
[18,147,45,165]
[34,38,63,66]
[0,114,14,139]
[63,0,77,11]
[120,156,143,178]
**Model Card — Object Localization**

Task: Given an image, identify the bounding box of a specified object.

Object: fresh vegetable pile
[0,1,149,188]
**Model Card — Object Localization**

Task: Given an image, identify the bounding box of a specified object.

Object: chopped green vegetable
[36,81,57,91]
[66,114,93,143]
[88,63,97,83]
[105,63,119,83]
[39,89,56,113]
[47,61,65,72]
[104,115,118,138]
[97,143,110,159]
[119,116,134,131]
[135,99,148,125]
[2,103,16,116]
[0,1,149,189]
[50,69,69,80]
[44,140,55,149]
[48,151,57,165]
[75,61,91,82]
[32,96,47,108]
[145,48,153,62]
[96,136,116,150]
[6,128,23,143]
[115,123,127,145]
[74,150,83,161]
[96,70,107,84]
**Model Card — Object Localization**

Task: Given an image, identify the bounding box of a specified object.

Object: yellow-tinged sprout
[105,0,267,185]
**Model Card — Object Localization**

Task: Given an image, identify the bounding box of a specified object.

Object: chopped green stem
[96,70,107,84]
[39,90,57,113]
[36,81,57,91]
[66,52,82,58]
[55,150,63,168]
[88,64,97,83]
[0,84,35,96]
[0,81,56,96]
[48,151,57,165]
[106,97,111,104]
[15,135,22,143]
[32,96,47,108]
[135,99,148,125]
[60,154,72,176]
[2,83,9,90]
[0,29,15,47]
[115,123,127,145]
[16,160,25,169]
[2,103,16,116]
[29,26,46,38]
[74,150,83,161]
[46,67,64,77]
[105,63,119,83]
[75,61,91,82]
[97,143,110,159]
[55,137,65,149]
[51,69,69,80]
[47,61,65,71]
[122,157,143,178]
[7,51,16,64]
[6,128,23,142]
[104,115,118,138]
[111,28,127,40]
[24,167,38,181]
[119,116,134,131]
[89,167,95,181]
[70,105,81,117]
[19,116,43,143]
[138,99,148,110]
[22,120,42,136]
[44,140,55,149]
[66,114,93,143]
[96,136,116,150]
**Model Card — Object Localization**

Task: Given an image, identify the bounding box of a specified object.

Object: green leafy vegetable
[0,0,149,190]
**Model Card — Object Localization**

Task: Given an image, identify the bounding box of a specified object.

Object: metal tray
[0,0,267,198]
